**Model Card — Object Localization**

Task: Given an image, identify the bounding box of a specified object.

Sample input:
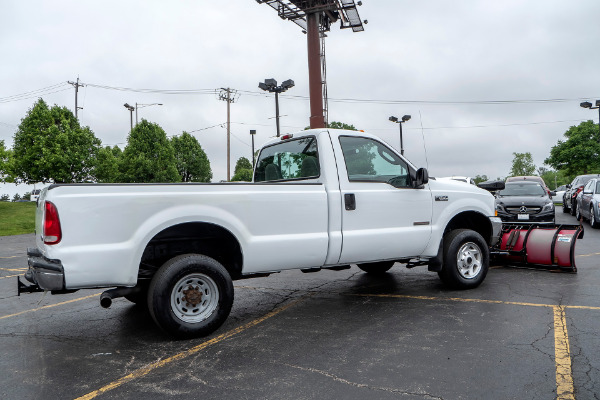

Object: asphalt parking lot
[1,210,599,400]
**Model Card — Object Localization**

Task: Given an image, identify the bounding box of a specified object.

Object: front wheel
[357,261,395,275]
[438,229,489,290]
[575,203,582,221]
[570,199,577,216]
[148,254,234,339]
[591,206,599,229]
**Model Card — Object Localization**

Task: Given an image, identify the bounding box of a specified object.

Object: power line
[0,83,71,104]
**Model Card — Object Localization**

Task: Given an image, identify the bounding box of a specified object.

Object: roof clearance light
[43,201,62,245]
[281,134,294,140]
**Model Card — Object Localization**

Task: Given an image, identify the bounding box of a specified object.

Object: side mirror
[478,180,505,192]
[414,168,429,188]
[566,184,571,189]
[550,191,556,197]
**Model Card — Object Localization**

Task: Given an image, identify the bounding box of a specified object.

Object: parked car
[563,174,600,215]
[553,185,567,205]
[506,176,551,197]
[30,189,41,202]
[495,181,556,223]
[575,178,600,228]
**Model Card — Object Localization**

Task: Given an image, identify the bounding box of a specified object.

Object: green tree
[120,119,180,183]
[545,120,600,176]
[304,121,358,131]
[171,132,212,182]
[0,140,12,183]
[509,152,536,177]
[231,168,253,182]
[231,157,253,182]
[22,192,31,201]
[474,175,488,184]
[0,194,9,202]
[12,193,21,202]
[12,99,102,183]
[94,145,122,183]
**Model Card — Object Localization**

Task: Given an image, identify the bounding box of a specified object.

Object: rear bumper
[26,247,65,291]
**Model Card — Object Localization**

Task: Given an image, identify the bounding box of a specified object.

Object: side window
[584,181,593,193]
[596,181,600,194]
[339,136,410,187]
[254,136,320,182]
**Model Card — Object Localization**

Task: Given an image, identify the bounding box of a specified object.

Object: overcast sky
[2,0,600,194]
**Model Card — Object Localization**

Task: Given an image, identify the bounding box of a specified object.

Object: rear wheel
[562,200,569,213]
[357,261,395,275]
[591,206,599,229]
[575,203,582,221]
[570,199,577,216]
[438,229,489,290]
[148,254,234,339]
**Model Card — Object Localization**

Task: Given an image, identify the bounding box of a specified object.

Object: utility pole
[218,88,238,181]
[67,77,84,119]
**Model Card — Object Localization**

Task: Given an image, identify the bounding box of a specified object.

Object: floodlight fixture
[389,113,411,156]
[282,79,295,89]
[259,77,295,137]
[123,103,135,133]
[579,99,600,137]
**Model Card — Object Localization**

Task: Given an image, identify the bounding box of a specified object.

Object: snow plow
[490,223,584,273]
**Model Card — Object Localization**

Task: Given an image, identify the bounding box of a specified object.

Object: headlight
[542,202,554,212]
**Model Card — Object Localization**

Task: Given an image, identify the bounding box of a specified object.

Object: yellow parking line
[0,293,101,320]
[75,296,308,400]
[353,293,580,399]
[0,274,20,280]
[0,267,27,272]
[553,306,575,400]
[0,256,19,259]
[577,252,600,257]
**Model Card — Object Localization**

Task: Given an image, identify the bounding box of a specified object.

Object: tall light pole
[136,103,163,125]
[123,103,135,133]
[259,78,295,137]
[580,100,600,138]
[389,115,411,156]
[250,129,257,169]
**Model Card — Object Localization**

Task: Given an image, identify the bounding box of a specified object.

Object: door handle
[344,193,356,210]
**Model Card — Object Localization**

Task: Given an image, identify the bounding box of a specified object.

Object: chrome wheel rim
[456,242,482,279]
[170,273,219,323]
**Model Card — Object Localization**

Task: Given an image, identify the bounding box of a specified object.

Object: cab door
[332,135,432,264]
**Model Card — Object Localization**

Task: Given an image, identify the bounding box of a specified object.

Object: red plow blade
[491,223,584,273]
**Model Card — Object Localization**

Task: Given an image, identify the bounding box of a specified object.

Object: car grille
[505,206,541,215]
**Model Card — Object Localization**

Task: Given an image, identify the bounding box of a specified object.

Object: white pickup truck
[23,128,501,338]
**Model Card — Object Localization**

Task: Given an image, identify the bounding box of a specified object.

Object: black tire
[562,201,569,213]
[570,199,577,216]
[357,261,395,275]
[148,254,234,339]
[575,203,581,221]
[437,229,489,290]
[590,206,599,229]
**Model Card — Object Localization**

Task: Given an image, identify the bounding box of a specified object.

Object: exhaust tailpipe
[100,286,140,308]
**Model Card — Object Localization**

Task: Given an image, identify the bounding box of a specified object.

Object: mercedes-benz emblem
[519,206,528,213]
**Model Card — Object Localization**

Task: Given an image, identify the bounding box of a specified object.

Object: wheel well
[138,222,243,281]
[444,211,492,245]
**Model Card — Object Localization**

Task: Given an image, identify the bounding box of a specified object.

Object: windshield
[498,183,546,197]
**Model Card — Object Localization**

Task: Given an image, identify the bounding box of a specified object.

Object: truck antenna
[419,110,429,170]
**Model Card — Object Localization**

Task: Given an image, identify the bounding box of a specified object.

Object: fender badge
[435,195,449,201]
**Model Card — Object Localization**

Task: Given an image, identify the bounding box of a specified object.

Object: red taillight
[43,201,62,245]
